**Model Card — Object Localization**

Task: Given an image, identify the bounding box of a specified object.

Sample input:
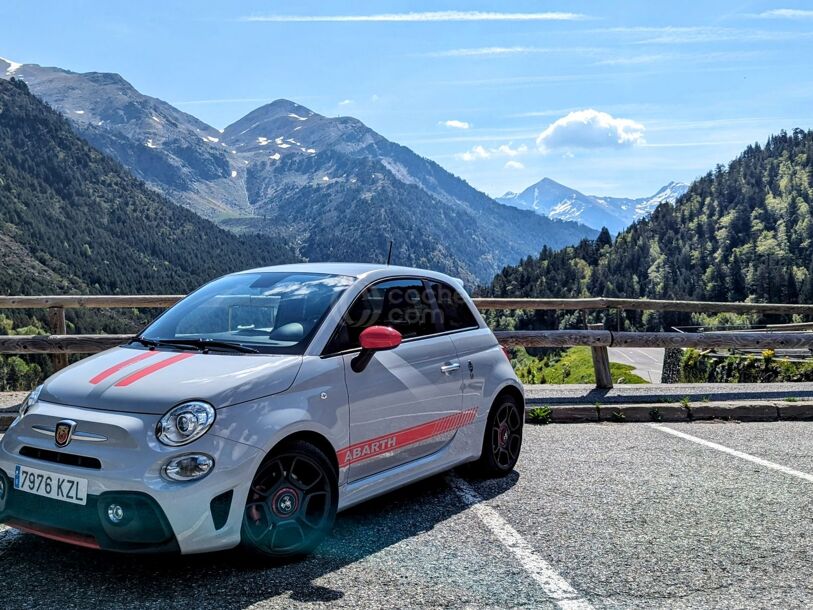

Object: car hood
[40,347,303,414]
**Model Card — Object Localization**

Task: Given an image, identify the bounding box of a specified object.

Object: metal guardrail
[1,295,811,389]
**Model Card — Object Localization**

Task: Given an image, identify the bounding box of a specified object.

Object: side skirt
[336,436,478,512]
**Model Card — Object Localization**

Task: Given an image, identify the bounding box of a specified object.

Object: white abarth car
[0,264,524,557]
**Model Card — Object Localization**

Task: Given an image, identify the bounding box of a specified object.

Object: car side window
[326,278,440,353]
[426,280,479,332]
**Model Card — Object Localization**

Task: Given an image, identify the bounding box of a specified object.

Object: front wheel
[471,394,523,477]
[241,440,337,558]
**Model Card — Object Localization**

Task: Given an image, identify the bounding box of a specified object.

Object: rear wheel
[472,394,523,477]
[241,440,337,558]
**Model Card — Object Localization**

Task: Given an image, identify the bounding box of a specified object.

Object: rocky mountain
[497,178,688,234]
[0,77,295,299]
[1,57,597,284]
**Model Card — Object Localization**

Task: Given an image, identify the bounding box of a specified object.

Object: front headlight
[19,385,43,419]
[156,401,215,446]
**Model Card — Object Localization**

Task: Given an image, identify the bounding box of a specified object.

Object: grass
[537,347,648,385]
[527,406,553,425]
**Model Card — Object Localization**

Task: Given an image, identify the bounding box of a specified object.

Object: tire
[471,394,523,477]
[241,440,337,558]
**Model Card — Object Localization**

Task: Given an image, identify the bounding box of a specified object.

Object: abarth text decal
[338,407,478,468]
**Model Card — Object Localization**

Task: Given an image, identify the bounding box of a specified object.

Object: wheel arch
[489,381,525,414]
[267,428,340,477]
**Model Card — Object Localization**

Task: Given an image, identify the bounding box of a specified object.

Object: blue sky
[2,1,813,197]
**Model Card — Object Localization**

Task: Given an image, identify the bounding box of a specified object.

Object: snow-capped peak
[0,57,23,76]
[497,177,689,233]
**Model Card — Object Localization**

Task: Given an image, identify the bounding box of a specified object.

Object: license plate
[13,465,88,506]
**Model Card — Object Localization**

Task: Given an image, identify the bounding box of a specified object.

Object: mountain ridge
[1,58,598,283]
[497,177,688,233]
[0,77,295,299]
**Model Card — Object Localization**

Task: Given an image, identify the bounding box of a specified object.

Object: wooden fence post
[587,323,613,389]
[47,307,68,371]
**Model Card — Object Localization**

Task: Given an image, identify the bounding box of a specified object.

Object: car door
[425,279,488,414]
[326,278,463,482]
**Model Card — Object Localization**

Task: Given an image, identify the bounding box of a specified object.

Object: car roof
[236,262,463,285]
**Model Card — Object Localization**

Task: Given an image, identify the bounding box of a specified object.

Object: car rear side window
[426,280,479,332]
[326,278,440,352]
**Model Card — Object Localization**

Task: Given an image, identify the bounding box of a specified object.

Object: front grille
[19,446,102,470]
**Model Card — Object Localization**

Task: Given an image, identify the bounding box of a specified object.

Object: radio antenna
[386,240,394,266]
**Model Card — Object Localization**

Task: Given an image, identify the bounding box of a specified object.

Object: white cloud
[440,120,470,129]
[458,145,492,161]
[425,46,548,58]
[597,50,762,66]
[601,25,813,44]
[339,99,354,106]
[496,144,527,157]
[457,143,528,161]
[371,94,380,103]
[241,11,586,23]
[504,160,525,170]
[757,8,813,19]
[536,109,645,151]
[422,45,601,58]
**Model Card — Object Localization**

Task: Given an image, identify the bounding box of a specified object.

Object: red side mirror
[359,326,402,351]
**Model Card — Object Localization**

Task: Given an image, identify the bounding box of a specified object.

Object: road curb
[526,401,813,424]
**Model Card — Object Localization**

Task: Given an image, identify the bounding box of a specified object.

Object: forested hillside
[488,129,813,328]
[0,78,296,297]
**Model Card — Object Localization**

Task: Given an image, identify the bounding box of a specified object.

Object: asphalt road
[607,348,664,383]
[4,422,813,608]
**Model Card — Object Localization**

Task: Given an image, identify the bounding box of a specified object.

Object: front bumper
[0,401,264,554]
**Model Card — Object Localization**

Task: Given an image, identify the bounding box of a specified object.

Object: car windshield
[140,272,355,354]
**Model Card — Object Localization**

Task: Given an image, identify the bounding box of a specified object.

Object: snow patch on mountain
[0,57,23,75]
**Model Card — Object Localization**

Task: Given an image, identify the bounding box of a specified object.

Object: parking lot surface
[4,422,813,609]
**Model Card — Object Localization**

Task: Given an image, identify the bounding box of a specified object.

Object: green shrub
[680,349,813,383]
[527,406,553,425]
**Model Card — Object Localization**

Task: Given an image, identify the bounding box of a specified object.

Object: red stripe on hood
[89,351,159,385]
[114,353,195,387]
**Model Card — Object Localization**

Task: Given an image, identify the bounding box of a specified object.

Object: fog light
[162,454,214,482]
[106,503,125,524]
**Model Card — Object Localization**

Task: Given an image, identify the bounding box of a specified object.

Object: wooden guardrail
[2,295,812,314]
[2,295,812,389]
[474,297,813,315]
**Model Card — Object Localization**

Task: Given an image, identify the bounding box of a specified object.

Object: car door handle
[440,362,461,375]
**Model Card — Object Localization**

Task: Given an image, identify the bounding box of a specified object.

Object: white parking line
[650,424,813,483]
[449,477,594,610]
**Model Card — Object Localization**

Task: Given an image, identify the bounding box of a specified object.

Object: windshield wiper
[128,336,159,348]
[151,338,259,354]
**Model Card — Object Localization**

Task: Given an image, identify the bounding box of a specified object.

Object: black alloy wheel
[242,440,337,558]
[473,395,523,477]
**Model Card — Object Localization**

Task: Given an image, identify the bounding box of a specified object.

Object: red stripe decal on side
[89,351,160,385]
[113,353,195,387]
[337,407,478,468]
